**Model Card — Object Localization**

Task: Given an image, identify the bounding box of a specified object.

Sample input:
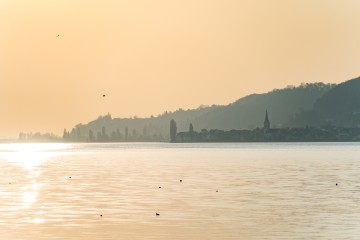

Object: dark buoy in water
[159,186,161,188]
[216,190,218,192]
[156,213,160,216]
[180,180,182,183]
[336,183,338,186]
[100,214,103,217]
[69,177,71,179]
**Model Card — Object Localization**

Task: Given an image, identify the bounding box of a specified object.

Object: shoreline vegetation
[15,121,360,143]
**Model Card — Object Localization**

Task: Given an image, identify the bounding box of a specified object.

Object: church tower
[264,109,270,132]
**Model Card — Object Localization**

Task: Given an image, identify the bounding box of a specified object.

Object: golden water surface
[0,142,360,239]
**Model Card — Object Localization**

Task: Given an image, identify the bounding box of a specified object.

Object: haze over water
[1,142,360,239]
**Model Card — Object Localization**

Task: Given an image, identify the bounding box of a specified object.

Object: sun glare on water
[0,143,70,214]
[0,143,69,170]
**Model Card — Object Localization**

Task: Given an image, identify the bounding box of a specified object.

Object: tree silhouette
[170,119,177,142]
[76,127,81,141]
[70,128,76,140]
[89,129,94,142]
[189,123,194,133]
[189,123,194,141]
[62,129,68,140]
[101,126,109,141]
[132,129,137,139]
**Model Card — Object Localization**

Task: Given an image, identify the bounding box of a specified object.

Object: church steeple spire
[264,109,270,131]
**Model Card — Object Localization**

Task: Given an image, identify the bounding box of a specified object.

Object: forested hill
[290,76,360,127]
[192,83,334,130]
[66,82,334,141]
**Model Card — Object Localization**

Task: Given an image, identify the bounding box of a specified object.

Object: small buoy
[69,177,71,179]
[100,214,103,217]
[180,180,182,183]
[216,190,218,192]
[156,213,160,216]
[336,183,338,186]
[159,186,161,188]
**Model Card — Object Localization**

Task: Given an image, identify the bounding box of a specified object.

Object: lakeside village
[171,111,360,142]
[18,111,360,143]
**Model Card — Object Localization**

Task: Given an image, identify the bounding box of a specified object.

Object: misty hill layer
[290,76,360,127]
[193,83,334,130]
[68,82,334,141]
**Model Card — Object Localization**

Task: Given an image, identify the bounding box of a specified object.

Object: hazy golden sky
[1,0,360,137]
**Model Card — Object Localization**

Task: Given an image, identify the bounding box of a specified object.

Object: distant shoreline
[1,140,360,144]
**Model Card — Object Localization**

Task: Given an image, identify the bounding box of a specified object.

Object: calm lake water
[0,142,360,239]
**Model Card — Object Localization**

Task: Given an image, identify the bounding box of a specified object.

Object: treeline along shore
[18,115,360,143]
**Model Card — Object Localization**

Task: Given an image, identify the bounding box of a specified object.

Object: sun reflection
[33,218,45,224]
[0,143,70,214]
[22,191,37,207]
[1,143,68,152]
[0,143,69,169]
